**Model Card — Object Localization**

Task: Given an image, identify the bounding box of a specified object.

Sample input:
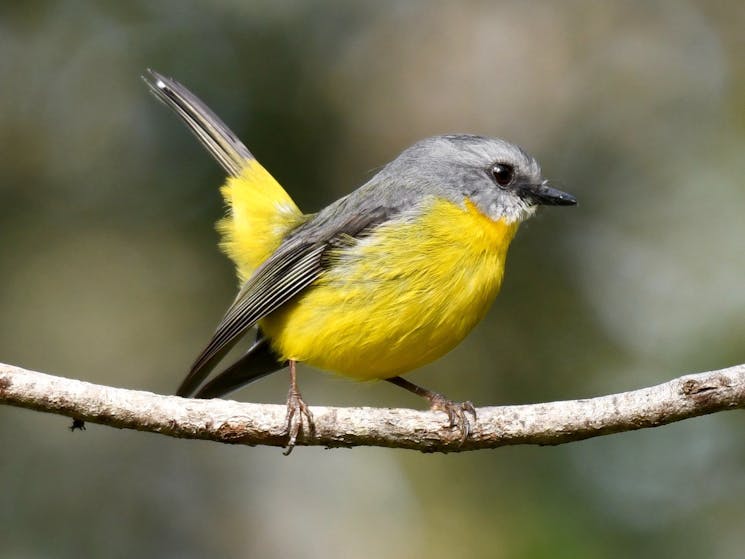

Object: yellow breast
[260,197,519,380]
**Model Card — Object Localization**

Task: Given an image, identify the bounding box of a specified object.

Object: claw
[283,383,314,455]
[386,376,478,445]
[429,394,477,445]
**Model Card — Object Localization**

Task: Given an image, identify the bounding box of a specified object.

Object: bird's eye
[490,163,515,187]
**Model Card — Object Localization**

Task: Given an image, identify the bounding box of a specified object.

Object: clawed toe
[385,376,478,445]
[429,394,477,444]
[283,388,314,455]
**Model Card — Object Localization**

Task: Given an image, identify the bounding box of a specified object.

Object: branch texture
[1,362,744,452]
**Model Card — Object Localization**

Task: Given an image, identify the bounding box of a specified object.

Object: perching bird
[144,69,576,452]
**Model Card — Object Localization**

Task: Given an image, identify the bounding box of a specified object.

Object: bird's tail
[192,331,287,399]
[143,69,305,281]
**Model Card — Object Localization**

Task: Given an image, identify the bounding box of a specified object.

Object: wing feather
[177,242,325,397]
[176,197,398,397]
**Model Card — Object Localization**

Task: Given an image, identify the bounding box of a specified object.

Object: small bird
[144,70,576,452]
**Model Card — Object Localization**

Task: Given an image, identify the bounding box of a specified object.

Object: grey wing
[176,206,394,398]
[176,240,325,397]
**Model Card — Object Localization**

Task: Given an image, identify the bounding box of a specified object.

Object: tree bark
[1,362,744,452]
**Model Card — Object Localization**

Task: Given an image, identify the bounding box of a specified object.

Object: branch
[1,361,744,452]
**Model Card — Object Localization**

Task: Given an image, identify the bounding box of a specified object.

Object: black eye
[490,163,515,187]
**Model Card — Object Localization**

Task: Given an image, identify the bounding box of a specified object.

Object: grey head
[369,134,576,224]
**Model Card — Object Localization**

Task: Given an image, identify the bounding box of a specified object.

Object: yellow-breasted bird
[144,70,576,452]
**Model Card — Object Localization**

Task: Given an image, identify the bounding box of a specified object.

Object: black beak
[522,181,577,206]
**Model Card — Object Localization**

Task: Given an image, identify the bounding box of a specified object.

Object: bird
[143,69,576,453]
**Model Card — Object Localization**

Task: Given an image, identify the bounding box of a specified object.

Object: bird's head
[386,134,576,223]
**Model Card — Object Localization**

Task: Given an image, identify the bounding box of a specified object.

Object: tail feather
[143,68,305,280]
[143,69,252,176]
[145,70,302,395]
[194,334,287,399]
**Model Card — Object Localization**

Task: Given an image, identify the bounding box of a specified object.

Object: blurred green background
[1,1,744,557]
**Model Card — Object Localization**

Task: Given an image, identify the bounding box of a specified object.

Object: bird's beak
[522,181,577,206]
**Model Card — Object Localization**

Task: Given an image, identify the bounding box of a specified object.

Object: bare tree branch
[1,361,744,452]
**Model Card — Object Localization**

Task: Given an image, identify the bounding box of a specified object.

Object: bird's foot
[385,376,478,445]
[428,394,477,445]
[283,386,314,455]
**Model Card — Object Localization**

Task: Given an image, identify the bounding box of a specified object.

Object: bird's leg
[284,360,313,455]
[386,376,477,444]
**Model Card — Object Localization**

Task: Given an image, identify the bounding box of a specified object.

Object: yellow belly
[260,197,519,380]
